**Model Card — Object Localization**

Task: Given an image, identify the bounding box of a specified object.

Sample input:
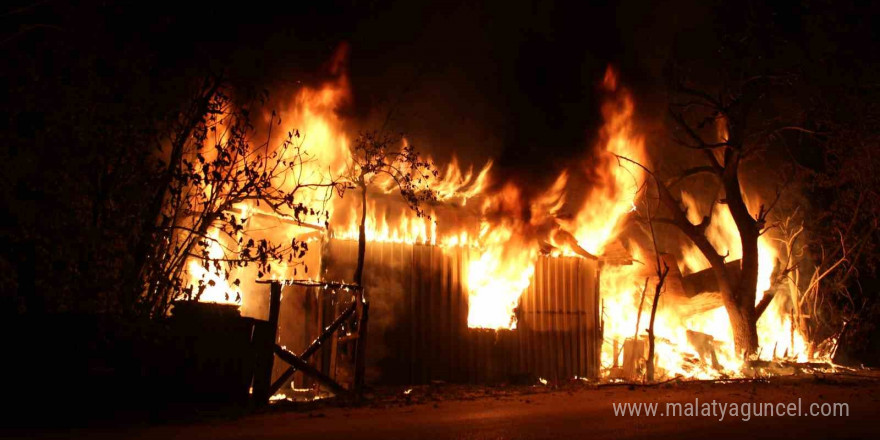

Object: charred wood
[681,260,743,297]
[252,282,282,405]
[274,345,350,397]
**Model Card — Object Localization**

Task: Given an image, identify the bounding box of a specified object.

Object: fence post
[353,289,369,396]
[252,281,282,405]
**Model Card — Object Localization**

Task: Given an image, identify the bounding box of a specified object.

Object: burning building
[180,52,823,397]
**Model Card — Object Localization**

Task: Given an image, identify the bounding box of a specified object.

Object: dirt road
[17,374,880,440]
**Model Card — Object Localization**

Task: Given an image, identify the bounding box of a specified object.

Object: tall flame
[565,66,646,254]
[465,173,568,329]
[597,110,811,379]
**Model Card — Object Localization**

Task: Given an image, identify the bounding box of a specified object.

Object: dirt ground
[13,373,880,440]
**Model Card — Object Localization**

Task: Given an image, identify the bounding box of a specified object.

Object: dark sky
[1,0,725,182]
[241,0,689,186]
[137,0,694,179]
[7,0,875,188]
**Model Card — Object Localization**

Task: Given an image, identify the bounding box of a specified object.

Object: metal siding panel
[524,274,534,376]
[435,248,447,381]
[573,259,581,376]
[593,258,601,378]
[577,259,587,377]
[585,258,599,378]
[422,245,432,381]
[429,245,440,381]
[558,258,568,379]
[553,258,563,380]
[532,261,540,378]
[557,259,564,379]
[549,257,559,379]
[542,257,552,379]
[407,243,416,383]
[450,247,461,382]
[563,259,574,379]
[535,258,545,379]
[321,239,600,384]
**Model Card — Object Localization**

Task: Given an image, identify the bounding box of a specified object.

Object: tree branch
[665,166,719,188]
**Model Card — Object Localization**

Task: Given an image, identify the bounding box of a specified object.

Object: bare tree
[344,132,437,286]
[123,76,223,315]
[614,157,671,381]
[631,72,807,357]
[643,185,670,382]
[614,72,801,357]
[136,87,341,317]
[801,88,880,361]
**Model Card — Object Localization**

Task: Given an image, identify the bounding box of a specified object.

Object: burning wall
[317,239,600,384]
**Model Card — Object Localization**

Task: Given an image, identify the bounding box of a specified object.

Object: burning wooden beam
[252,282,282,406]
[686,330,721,370]
[274,345,350,397]
[681,260,742,297]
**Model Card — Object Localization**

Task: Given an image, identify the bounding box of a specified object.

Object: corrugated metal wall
[321,239,600,384]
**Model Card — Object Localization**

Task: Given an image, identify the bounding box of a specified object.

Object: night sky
[9,0,874,184]
[2,1,692,176]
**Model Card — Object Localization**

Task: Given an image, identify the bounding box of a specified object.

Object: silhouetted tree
[344,132,437,286]
[136,88,342,317]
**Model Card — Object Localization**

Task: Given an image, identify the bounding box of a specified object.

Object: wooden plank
[275,345,350,397]
[268,296,358,395]
[353,294,369,395]
[252,282,282,405]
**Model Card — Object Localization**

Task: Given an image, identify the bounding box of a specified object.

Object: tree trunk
[716,262,760,358]
[719,148,762,357]
[646,268,668,382]
[731,238,760,357]
[353,181,367,286]
[725,299,759,358]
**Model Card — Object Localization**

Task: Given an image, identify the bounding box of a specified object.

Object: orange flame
[465,169,572,329]
[564,66,646,255]
[597,113,811,380]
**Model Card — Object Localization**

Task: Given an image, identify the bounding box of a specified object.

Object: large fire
[562,67,647,255]
[465,173,567,329]
[183,51,820,380]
